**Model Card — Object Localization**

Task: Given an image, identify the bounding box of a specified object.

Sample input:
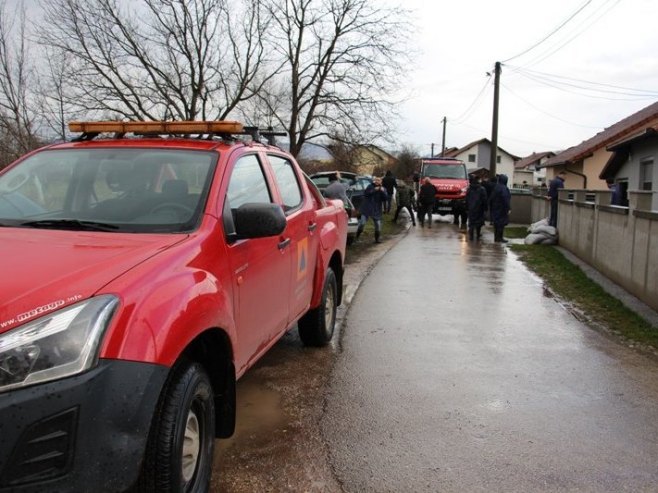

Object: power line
[514,69,657,101]
[500,82,602,129]
[502,0,593,63]
[450,73,492,124]
[509,66,658,98]
[516,0,621,68]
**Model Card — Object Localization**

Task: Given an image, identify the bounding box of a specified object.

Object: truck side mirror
[234,203,286,239]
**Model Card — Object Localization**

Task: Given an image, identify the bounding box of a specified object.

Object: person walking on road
[356,176,388,243]
[465,174,487,241]
[382,170,397,214]
[392,181,416,226]
[490,174,511,243]
[417,177,436,228]
[546,170,566,227]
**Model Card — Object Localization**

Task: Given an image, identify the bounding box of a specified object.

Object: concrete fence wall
[530,190,658,312]
[509,191,533,225]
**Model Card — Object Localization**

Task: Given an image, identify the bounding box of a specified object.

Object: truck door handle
[278,238,291,250]
[308,222,317,232]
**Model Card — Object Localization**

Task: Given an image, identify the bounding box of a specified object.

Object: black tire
[298,268,338,347]
[137,361,215,493]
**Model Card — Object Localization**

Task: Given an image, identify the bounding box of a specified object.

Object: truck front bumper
[433,198,465,214]
[0,359,168,493]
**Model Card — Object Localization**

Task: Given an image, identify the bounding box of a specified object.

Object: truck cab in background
[419,157,468,217]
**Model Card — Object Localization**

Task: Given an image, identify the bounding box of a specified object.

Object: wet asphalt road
[323,220,658,492]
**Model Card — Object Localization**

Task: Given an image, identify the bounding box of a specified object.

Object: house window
[640,158,653,191]
[496,155,501,164]
[468,154,476,163]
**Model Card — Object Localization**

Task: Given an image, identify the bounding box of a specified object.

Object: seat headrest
[162,179,188,196]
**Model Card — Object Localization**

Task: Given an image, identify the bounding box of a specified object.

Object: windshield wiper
[20,219,120,231]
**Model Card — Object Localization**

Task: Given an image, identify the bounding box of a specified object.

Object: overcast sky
[395,0,658,157]
[22,0,658,158]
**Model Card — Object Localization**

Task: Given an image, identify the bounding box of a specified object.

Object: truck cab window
[226,154,272,209]
[269,155,302,213]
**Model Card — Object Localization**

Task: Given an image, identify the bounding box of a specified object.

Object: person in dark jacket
[546,170,566,227]
[382,170,397,213]
[482,174,497,224]
[356,176,388,243]
[412,170,420,194]
[607,179,623,206]
[392,181,416,226]
[417,177,436,228]
[465,174,487,241]
[489,174,511,243]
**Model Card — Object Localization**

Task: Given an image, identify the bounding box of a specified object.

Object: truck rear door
[265,153,319,323]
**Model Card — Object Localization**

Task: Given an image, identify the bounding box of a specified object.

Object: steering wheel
[150,202,194,217]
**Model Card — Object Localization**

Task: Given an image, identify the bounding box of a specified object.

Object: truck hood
[0,229,184,333]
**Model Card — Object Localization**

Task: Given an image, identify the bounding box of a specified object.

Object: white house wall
[454,142,515,180]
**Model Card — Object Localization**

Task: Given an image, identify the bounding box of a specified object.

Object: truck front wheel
[137,361,215,493]
[298,267,337,347]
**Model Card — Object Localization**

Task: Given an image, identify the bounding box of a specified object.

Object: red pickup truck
[0,121,347,492]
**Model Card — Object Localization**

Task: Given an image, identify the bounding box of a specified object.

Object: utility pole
[489,61,501,177]
[430,143,435,157]
[441,116,447,156]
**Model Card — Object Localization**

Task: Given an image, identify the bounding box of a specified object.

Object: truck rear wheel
[137,361,215,493]
[298,267,337,347]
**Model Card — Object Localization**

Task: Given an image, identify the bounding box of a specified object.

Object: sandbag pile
[524,218,558,245]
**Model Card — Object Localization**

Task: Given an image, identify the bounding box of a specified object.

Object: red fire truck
[419,157,469,217]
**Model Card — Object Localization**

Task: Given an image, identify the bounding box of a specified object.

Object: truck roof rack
[68,120,287,144]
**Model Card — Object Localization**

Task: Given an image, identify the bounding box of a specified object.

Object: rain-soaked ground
[210,222,389,492]
[212,215,658,492]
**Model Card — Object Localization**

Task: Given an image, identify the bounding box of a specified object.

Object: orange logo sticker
[297,237,308,280]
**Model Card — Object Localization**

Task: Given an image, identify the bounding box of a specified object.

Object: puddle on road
[217,380,286,452]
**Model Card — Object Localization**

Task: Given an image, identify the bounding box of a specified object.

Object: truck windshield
[0,148,217,233]
[422,163,467,180]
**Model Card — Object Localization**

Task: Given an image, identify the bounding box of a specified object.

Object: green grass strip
[504,226,529,239]
[510,244,658,348]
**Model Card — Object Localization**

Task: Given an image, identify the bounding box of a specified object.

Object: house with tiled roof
[513,151,555,188]
[539,101,658,191]
[599,122,658,209]
[443,138,520,180]
[351,145,398,176]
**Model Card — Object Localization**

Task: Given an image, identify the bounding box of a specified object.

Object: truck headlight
[0,295,118,393]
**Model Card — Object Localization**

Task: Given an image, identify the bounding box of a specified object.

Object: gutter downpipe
[564,161,587,189]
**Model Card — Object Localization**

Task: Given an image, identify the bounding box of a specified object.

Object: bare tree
[258,0,409,158]
[35,50,81,141]
[38,0,271,121]
[0,0,41,168]
[391,144,420,181]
